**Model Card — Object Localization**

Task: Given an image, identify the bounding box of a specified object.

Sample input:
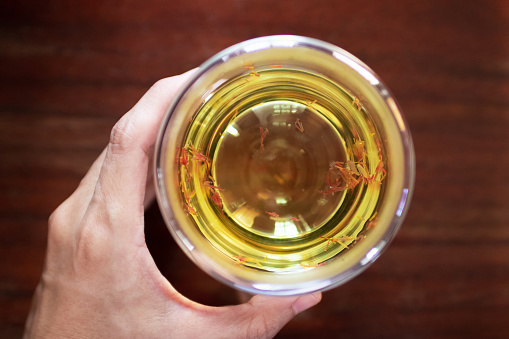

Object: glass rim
[154,35,415,295]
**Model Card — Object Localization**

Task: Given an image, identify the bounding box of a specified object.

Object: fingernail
[292,292,322,314]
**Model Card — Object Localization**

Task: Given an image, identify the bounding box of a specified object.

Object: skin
[23,70,321,339]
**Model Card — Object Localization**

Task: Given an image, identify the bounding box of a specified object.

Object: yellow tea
[177,67,385,272]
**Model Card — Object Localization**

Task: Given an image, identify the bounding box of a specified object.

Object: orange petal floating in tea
[352,97,361,110]
[210,191,223,208]
[259,127,269,152]
[265,211,279,218]
[187,204,197,216]
[204,180,225,191]
[352,139,366,162]
[189,144,208,163]
[295,118,304,133]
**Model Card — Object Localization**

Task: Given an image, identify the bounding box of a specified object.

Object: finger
[212,293,322,339]
[92,70,196,218]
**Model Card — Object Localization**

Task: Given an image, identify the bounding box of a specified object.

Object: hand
[24,70,321,339]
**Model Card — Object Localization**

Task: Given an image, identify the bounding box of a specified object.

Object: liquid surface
[214,100,345,238]
[176,67,385,271]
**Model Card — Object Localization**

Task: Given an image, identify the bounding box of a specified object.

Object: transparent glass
[154,35,415,296]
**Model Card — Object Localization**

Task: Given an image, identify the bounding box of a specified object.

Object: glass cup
[154,35,415,295]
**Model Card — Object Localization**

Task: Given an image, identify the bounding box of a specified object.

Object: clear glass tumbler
[154,35,415,295]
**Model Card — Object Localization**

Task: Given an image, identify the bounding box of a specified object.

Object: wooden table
[1,1,508,337]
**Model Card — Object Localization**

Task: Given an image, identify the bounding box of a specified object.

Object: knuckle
[48,205,64,228]
[49,200,109,264]
[108,115,135,155]
[47,202,71,245]
[150,78,171,94]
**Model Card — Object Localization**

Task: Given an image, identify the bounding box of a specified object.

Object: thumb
[219,293,322,339]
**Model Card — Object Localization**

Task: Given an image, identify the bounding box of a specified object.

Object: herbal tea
[176,66,386,272]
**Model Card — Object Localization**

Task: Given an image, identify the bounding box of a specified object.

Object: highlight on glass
[154,35,415,295]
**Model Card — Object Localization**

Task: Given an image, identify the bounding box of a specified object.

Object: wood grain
[1,0,508,337]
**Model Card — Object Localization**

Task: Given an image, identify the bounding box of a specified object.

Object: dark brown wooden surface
[1,1,509,338]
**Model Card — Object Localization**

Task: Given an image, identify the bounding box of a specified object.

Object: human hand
[24,70,321,339]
